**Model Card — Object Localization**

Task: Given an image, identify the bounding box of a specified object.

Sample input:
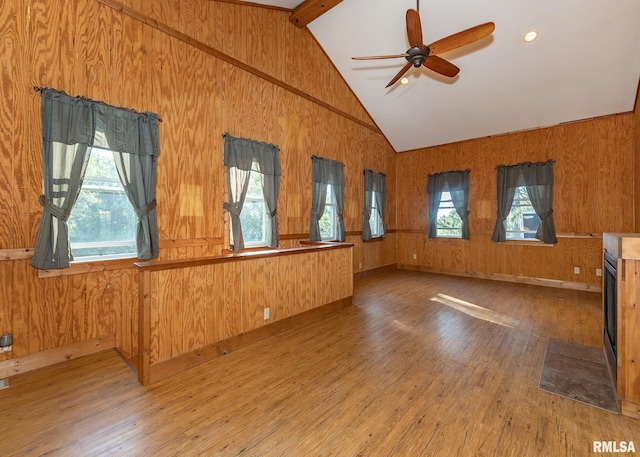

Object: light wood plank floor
[2,270,639,456]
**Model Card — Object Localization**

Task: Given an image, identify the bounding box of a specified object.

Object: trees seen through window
[505,186,541,239]
[319,184,337,240]
[435,191,462,238]
[239,167,268,246]
[68,148,137,259]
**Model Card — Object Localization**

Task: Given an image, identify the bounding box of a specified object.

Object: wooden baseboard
[354,264,397,281]
[146,297,353,385]
[620,399,640,419]
[0,335,116,379]
[396,264,601,293]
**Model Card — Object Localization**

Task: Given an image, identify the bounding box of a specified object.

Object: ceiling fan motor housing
[406,45,430,67]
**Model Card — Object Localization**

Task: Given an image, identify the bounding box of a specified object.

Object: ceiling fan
[352,7,495,88]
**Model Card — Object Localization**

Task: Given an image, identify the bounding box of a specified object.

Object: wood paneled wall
[634,84,640,231]
[396,114,636,289]
[137,244,353,383]
[0,0,396,365]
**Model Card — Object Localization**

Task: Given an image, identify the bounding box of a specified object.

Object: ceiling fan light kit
[352,8,495,87]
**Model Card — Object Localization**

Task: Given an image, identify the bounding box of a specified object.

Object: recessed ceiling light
[523,30,538,43]
[400,77,409,85]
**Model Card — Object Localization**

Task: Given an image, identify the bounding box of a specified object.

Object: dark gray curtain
[362,169,387,241]
[491,160,556,244]
[491,166,517,242]
[524,160,557,244]
[426,169,470,240]
[310,156,346,241]
[95,102,161,260]
[310,180,328,241]
[111,152,159,259]
[31,88,160,269]
[223,133,280,252]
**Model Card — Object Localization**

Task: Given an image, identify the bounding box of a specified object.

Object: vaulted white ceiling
[247,0,640,152]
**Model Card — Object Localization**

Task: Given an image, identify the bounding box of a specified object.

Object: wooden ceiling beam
[289,0,343,27]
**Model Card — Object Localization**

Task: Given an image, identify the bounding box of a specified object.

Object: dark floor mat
[538,338,618,413]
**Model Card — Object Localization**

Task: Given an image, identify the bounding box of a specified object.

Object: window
[223,134,280,252]
[504,186,541,240]
[427,170,470,240]
[362,169,386,241]
[68,148,137,260]
[492,160,556,244]
[238,164,268,247]
[30,88,160,270]
[318,184,337,240]
[310,156,345,242]
[369,191,384,237]
[435,191,463,238]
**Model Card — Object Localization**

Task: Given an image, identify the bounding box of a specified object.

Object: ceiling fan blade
[386,62,413,88]
[352,54,409,60]
[423,55,460,77]
[428,22,495,55]
[406,9,423,48]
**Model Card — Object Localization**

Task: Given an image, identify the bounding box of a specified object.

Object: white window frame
[68,148,137,261]
[505,186,541,240]
[435,191,462,238]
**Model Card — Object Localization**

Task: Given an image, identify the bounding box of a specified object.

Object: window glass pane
[68,149,137,259]
[436,191,462,238]
[240,169,267,246]
[505,186,541,240]
[319,184,336,240]
[324,184,333,204]
[246,166,263,198]
[369,191,381,237]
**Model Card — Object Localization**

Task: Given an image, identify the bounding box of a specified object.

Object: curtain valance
[311,156,345,186]
[426,169,470,193]
[364,169,386,193]
[223,133,280,176]
[495,160,554,188]
[40,88,160,156]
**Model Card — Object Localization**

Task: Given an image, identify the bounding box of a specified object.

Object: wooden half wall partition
[134,242,354,385]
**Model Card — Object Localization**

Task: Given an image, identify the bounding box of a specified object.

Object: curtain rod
[495,159,555,169]
[223,133,280,151]
[363,169,386,177]
[33,86,163,122]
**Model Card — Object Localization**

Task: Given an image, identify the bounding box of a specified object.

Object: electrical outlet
[596,268,602,277]
[358,262,362,270]
[263,307,270,320]
[412,253,417,260]
[574,266,580,274]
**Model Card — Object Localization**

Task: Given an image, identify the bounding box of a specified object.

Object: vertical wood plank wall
[0,0,395,366]
[137,244,353,384]
[634,84,640,231]
[396,113,636,290]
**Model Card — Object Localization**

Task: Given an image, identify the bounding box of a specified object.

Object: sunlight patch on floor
[430,293,519,329]
[391,319,415,333]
